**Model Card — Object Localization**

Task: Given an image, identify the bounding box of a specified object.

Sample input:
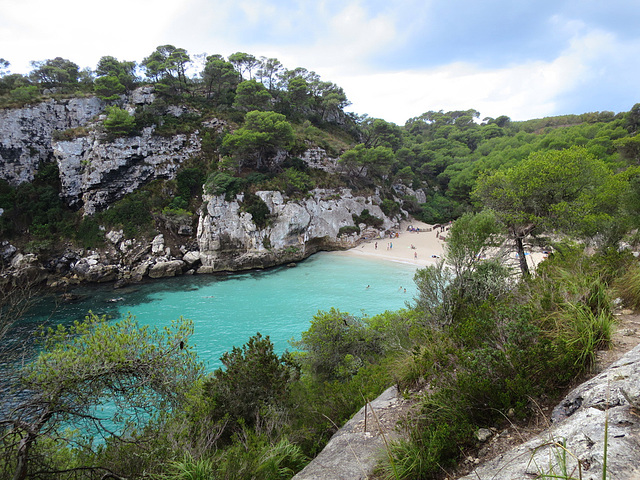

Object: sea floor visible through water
[7,251,422,371]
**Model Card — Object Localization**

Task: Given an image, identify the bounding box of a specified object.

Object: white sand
[341,218,549,272]
[341,220,447,268]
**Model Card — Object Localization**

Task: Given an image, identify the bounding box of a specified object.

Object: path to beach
[342,219,447,267]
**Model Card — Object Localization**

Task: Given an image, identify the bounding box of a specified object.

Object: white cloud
[0,0,184,72]
[335,27,629,124]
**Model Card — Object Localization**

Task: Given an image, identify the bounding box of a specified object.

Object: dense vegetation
[2,47,640,479]
[1,47,638,252]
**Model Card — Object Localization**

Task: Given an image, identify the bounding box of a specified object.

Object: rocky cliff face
[53,126,202,214]
[0,97,104,185]
[0,93,406,286]
[197,189,396,272]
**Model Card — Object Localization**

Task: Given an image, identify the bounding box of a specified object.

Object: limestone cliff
[0,92,407,285]
[197,189,397,272]
[0,96,103,185]
[53,126,202,214]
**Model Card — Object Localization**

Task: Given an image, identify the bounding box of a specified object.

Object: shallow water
[11,251,420,371]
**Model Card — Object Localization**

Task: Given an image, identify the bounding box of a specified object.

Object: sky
[1,0,639,125]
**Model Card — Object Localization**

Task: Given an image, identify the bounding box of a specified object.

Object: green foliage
[94,74,125,100]
[8,85,40,104]
[99,189,154,237]
[74,216,104,248]
[445,210,503,274]
[339,143,396,184]
[290,308,384,381]
[380,198,400,217]
[202,333,297,437]
[103,105,138,137]
[29,57,80,92]
[0,161,76,240]
[419,192,465,224]
[222,111,295,170]
[352,208,383,228]
[51,125,89,141]
[204,171,246,198]
[2,313,203,480]
[614,262,640,310]
[338,225,360,237]
[233,79,272,111]
[241,192,271,228]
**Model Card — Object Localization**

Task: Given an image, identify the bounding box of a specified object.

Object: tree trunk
[13,435,32,480]
[515,236,530,277]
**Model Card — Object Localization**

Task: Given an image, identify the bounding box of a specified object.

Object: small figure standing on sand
[414,251,417,260]
[390,242,393,250]
[375,242,378,250]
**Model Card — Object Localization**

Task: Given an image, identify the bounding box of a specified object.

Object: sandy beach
[342,220,447,268]
[342,218,549,272]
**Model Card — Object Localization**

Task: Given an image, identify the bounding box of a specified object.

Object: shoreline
[342,219,548,272]
[342,220,447,268]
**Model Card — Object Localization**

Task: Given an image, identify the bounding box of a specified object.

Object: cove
[15,251,420,371]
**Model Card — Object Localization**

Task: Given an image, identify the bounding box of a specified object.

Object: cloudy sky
[1,0,639,125]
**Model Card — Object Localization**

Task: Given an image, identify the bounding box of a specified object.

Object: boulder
[148,260,185,279]
[182,251,201,268]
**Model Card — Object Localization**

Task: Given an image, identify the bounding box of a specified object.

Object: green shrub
[380,198,400,216]
[241,192,270,228]
[99,190,154,237]
[614,262,640,310]
[52,126,89,141]
[352,209,383,228]
[202,333,298,437]
[338,225,360,237]
[290,308,384,381]
[75,216,104,248]
[204,172,246,198]
[103,106,138,137]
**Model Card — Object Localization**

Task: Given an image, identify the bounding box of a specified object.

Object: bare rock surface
[457,343,640,480]
[292,386,415,480]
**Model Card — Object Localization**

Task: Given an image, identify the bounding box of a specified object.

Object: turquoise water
[16,252,419,371]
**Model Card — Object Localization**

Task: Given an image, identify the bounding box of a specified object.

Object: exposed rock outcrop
[292,386,412,480]
[53,126,201,214]
[293,344,640,480]
[0,97,104,185]
[458,343,640,480]
[197,188,397,272]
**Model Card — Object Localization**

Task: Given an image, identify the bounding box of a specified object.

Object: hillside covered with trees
[2,46,640,479]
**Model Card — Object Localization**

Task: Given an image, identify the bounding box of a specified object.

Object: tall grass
[614,263,640,310]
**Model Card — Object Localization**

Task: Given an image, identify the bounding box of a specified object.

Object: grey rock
[106,230,124,245]
[148,260,185,279]
[197,188,399,272]
[0,97,103,186]
[182,251,201,267]
[476,428,493,442]
[292,387,402,480]
[459,344,640,480]
[151,234,165,255]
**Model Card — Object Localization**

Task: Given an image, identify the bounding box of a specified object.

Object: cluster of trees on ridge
[4,45,640,479]
[3,44,640,258]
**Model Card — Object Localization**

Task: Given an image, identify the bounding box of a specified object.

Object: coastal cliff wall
[53,126,202,214]
[197,189,396,272]
[0,93,405,287]
[0,97,104,185]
